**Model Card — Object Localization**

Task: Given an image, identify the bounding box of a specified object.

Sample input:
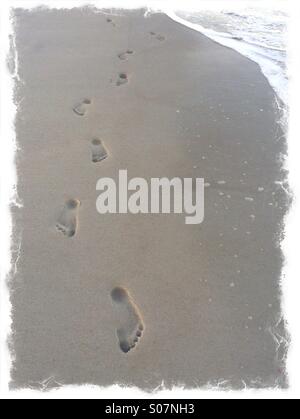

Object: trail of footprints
[55,19,165,352]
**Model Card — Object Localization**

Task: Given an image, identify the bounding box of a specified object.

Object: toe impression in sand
[56,199,80,238]
[111,286,144,353]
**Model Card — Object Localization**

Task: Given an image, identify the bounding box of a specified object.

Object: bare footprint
[106,17,116,27]
[111,287,144,353]
[116,72,128,86]
[118,49,134,61]
[56,199,80,238]
[91,138,108,163]
[73,98,91,116]
[149,31,165,41]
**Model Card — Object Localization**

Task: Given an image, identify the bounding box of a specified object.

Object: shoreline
[166,10,288,112]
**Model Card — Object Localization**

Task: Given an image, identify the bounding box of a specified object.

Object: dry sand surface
[10,8,289,390]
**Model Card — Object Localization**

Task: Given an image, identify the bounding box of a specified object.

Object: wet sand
[10,8,289,390]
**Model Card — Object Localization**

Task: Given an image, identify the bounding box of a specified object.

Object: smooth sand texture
[10,8,289,390]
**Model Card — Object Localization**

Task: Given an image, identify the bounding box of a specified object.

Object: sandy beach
[10,8,289,390]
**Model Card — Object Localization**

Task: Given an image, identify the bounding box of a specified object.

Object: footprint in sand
[91,138,108,163]
[149,31,165,41]
[56,199,80,238]
[118,49,134,61]
[73,98,91,116]
[106,18,116,27]
[111,287,144,353]
[116,73,128,86]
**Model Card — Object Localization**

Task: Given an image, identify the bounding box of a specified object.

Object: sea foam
[166,3,288,128]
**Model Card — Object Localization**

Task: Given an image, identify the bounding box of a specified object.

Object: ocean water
[167,1,288,113]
